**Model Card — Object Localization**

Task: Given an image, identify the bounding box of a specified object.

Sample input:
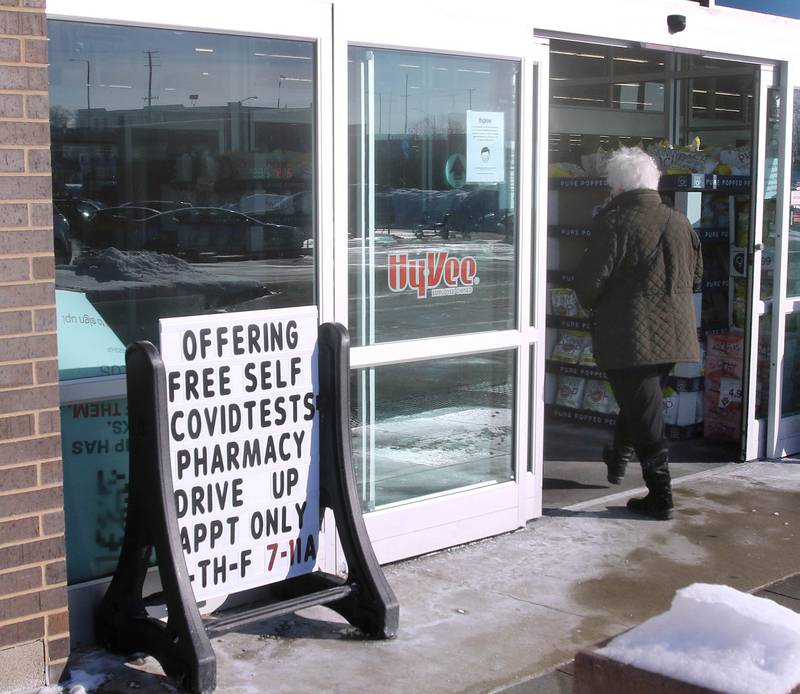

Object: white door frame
[331,0,548,563]
[767,60,800,458]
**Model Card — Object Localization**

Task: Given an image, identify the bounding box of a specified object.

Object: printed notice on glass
[159,306,319,603]
[466,110,505,184]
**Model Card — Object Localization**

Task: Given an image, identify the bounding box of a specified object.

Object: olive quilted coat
[574,188,703,370]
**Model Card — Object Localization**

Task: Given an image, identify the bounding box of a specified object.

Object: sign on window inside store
[466,110,505,184]
[159,306,319,602]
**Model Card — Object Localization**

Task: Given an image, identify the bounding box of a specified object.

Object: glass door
[333,4,546,562]
[763,67,800,458]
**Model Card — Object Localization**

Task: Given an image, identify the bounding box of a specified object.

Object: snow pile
[73,248,202,283]
[598,583,800,694]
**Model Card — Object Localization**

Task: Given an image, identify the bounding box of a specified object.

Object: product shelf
[545,360,606,381]
[546,315,593,332]
[545,403,617,428]
[549,174,750,193]
[547,225,594,239]
[546,270,577,286]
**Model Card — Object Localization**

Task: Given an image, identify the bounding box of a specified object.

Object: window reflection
[348,47,520,346]
[49,21,316,378]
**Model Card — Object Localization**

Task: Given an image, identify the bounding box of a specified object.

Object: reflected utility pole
[144,50,161,110]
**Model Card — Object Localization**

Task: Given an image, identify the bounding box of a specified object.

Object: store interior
[542,39,768,503]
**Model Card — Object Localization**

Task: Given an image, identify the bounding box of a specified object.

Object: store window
[351,351,515,511]
[347,47,520,346]
[49,21,317,583]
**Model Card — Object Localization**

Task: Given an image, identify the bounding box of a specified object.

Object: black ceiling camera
[668,14,687,34]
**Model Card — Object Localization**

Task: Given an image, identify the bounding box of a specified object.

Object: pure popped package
[556,375,586,409]
[551,330,593,364]
[582,379,617,414]
[549,288,580,317]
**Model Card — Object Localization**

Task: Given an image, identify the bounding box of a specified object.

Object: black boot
[602,444,634,485]
[627,449,673,520]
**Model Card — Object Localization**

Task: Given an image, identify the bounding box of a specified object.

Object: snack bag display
[551,330,591,364]
[549,288,580,317]
[578,340,598,367]
[555,375,586,409]
[582,379,617,414]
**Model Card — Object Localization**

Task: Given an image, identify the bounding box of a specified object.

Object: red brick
[0,256,29,280]
[22,0,45,7]
[0,282,54,310]
[0,174,50,199]
[0,149,24,172]
[0,333,55,360]
[0,384,57,415]
[0,566,40,596]
[0,94,22,118]
[0,362,32,387]
[0,435,60,466]
[0,463,36,491]
[28,202,50,226]
[0,1,19,6]
[0,536,63,570]
[40,460,62,485]
[46,610,67,636]
[18,11,44,35]
[47,636,69,661]
[0,229,50,252]
[31,258,53,282]
[43,562,65,586]
[0,486,62,516]
[26,148,49,174]
[0,64,46,90]
[23,38,45,64]
[0,37,20,62]
[34,360,57,385]
[0,203,27,228]
[0,616,43,648]
[0,591,39,621]
[24,94,47,119]
[40,511,62,536]
[0,10,19,33]
[0,309,31,335]
[0,516,38,544]
[36,410,58,435]
[0,413,33,439]
[33,306,56,331]
[39,585,66,609]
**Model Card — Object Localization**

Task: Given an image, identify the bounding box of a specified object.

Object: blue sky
[715,0,800,19]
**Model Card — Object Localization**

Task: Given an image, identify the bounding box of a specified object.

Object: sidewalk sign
[95,309,399,694]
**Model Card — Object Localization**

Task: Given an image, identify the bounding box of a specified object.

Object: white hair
[605,146,661,193]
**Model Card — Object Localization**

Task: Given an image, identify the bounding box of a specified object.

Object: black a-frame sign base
[95,323,399,694]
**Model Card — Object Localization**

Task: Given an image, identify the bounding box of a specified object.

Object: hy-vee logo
[388,251,479,299]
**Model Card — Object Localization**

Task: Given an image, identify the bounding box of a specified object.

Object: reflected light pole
[238,95,257,106]
[277,75,286,108]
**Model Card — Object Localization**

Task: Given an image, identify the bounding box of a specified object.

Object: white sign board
[159,306,319,603]
[466,110,505,184]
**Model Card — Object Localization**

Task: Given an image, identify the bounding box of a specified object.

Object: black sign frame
[95,323,399,693]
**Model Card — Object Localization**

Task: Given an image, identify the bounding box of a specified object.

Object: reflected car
[119,200,192,212]
[85,205,307,259]
[54,197,103,243]
[53,207,72,265]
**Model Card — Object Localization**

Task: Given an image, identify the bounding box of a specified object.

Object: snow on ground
[598,582,800,694]
[355,406,511,467]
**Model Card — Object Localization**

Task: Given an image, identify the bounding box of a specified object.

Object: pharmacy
[42,0,800,640]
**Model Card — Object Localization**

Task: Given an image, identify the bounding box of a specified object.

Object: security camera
[668,14,687,33]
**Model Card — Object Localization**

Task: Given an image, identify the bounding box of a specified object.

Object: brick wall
[0,0,68,689]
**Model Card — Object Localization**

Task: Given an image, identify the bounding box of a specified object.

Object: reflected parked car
[54,197,103,244]
[53,207,72,265]
[84,205,308,259]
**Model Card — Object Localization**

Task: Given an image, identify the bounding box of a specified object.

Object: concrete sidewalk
[61,460,800,694]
